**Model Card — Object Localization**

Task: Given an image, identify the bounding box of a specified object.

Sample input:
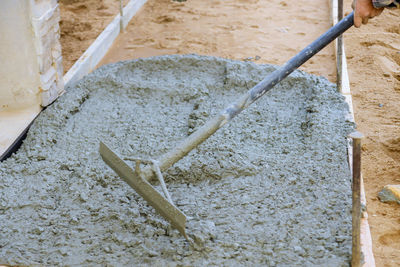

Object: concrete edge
[63,0,147,88]
[331,0,376,266]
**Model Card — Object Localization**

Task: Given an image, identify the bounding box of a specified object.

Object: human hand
[352,0,384,27]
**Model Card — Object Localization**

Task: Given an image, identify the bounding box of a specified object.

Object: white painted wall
[0,0,41,111]
[0,0,64,111]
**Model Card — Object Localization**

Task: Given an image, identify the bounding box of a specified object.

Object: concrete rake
[100,12,355,239]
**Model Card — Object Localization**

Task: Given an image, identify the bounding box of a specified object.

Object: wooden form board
[63,0,147,88]
[330,1,376,266]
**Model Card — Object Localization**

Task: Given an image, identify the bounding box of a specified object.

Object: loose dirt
[343,2,400,265]
[59,0,122,73]
[99,0,337,81]
[0,55,353,266]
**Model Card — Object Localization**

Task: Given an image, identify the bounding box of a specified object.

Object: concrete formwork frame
[0,2,377,264]
[330,0,375,266]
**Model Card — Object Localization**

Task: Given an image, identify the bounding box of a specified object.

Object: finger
[372,7,384,17]
[354,14,362,27]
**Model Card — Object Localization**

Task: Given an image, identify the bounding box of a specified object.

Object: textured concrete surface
[0,55,354,266]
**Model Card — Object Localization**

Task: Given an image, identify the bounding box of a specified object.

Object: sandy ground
[59,0,125,73]
[59,0,400,265]
[98,0,337,81]
[343,2,400,266]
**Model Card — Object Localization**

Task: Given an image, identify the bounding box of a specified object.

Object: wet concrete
[0,55,354,266]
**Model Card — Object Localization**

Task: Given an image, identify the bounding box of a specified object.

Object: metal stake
[119,0,124,33]
[337,0,344,92]
[349,131,364,267]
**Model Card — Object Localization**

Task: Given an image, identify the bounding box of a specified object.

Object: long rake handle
[142,12,354,180]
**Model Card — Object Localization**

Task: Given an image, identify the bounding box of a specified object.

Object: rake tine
[99,142,188,240]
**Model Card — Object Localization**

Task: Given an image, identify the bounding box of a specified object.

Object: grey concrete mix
[0,55,354,266]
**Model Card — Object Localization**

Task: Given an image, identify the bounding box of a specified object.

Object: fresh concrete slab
[0,55,354,266]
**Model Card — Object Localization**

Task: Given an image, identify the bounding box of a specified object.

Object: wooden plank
[344,94,355,122]
[341,53,352,95]
[64,0,147,87]
[63,15,120,87]
[122,0,147,29]
[360,174,376,266]
[330,0,376,266]
[350,132,363,267]
[331,0,351,95]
